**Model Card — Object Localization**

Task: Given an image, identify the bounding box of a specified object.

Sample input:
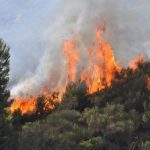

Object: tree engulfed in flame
[10,97,37,115]
[10,93,58,115]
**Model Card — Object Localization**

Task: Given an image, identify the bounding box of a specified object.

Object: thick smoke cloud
[11,0,150,96]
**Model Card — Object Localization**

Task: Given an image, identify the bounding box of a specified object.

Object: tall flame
[63,40,80,82]
[10,28,122,115]
[81,29,121,93]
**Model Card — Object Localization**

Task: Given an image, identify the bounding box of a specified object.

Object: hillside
[4,61,150,150]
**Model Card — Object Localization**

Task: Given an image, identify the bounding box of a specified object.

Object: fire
[10,28,122,115]
[147,77,150,90]
[81,29,121,93]
[129,55,144,70]
[10,93,58,115]
[10,97,37,115]
[63,40,80,82]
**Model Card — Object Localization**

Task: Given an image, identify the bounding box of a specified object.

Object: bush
[61,82,90,111]
[17,110,87,150]
[80,104,137,149]
[90,65,150,112]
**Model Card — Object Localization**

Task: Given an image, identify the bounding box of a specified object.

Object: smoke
[11,0,150,96]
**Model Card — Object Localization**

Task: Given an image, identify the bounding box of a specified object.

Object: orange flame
[81,29,121,93]
[63,40,80,82]
[10,93,58,115]
[10,28,122,115]
[10,97,37,115]
[129,55,144,70]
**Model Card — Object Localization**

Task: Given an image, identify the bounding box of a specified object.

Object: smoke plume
[11,0,150,96]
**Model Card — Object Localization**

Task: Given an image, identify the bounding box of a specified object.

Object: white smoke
[11,0,150,96]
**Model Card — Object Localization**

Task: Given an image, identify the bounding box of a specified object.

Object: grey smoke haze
[9,0,150,95]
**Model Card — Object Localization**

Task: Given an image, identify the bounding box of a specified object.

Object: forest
[0,38,150,150]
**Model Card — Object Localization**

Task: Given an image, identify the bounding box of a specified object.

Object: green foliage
[17,110,87,150]
[11,109,23,130]
[61,82,90,111]
[142,101,150,124]
[0,39,10,112]
[141,141,150,150]
[80,136,107,150]
[0,115,11,150]
[80,104,137,149]
[0,39,11,150]
[90,65,150,112]
[16,104,141,150]
[80,139,93,149]
[1,48,150,150]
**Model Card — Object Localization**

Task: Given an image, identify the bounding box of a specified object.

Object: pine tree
[0,39,11,150]
[0,39,10,113]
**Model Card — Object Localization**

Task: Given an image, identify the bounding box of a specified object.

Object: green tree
[17,110,87,150]
[142,101,150,125]
[0,116,12,150]
[0,39,11,150]
[90,65,150,113]
[80,104,137,150]
[61,82,90,111]
[0,39,10,113]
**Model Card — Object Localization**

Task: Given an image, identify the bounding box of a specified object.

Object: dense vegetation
[0,39,11,150]
[0,39,150,150]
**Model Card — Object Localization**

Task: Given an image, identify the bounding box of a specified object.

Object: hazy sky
[0,0,60,78]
